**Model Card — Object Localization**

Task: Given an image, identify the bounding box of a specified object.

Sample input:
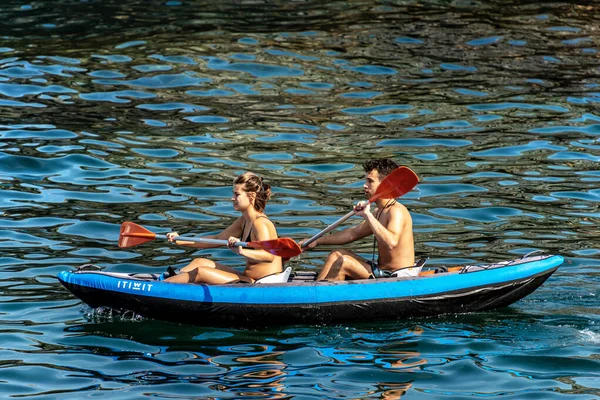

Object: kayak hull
[58,254,563,327]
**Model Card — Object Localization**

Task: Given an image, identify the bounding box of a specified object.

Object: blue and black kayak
[57,253,563,327]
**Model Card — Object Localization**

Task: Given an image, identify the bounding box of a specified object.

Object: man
[301,158,416,281]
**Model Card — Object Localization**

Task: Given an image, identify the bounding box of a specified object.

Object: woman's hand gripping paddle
[118,222,302,258]
[301,166,419,249]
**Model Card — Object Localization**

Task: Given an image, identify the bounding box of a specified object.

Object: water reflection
[225,351,287,397]
[378,383,412,400]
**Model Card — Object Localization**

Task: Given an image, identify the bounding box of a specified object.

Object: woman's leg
[192,267,253,284]
[166,258,251,284]
[179,258,238,273]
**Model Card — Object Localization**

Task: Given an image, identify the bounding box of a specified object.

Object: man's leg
[334,256,373,280]
[317,250,344,281]
[318,249,373,281]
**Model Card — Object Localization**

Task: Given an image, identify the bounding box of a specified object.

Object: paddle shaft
[301,208,357,248]
[301,184,399,249]
[302,185,398,247]
[153,234,253,248]
[301,166,418,249]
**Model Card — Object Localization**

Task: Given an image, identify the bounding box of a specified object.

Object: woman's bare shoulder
[253,214,275,228]
[253,215,277,236]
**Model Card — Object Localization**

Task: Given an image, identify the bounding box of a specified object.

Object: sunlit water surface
[0,0,598,398]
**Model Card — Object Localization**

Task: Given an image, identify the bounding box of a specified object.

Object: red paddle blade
[118,222,157,248]
[369,166,419,203]
[249,238,302,258]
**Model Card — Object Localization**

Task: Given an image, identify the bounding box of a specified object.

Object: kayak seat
[419,265,463,276]
[290,271,318,281]
[389,258,427,278]
[76,264,102,272]
[255,267,292,284]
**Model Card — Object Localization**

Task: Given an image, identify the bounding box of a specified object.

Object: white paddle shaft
[156,235,250,247]
[301,209,356,248]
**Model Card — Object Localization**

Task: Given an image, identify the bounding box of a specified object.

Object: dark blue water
[0,0,598,398]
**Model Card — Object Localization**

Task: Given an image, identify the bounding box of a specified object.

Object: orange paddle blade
[119,222,157,248]
[369,166,419,203]
[249,238,302,258]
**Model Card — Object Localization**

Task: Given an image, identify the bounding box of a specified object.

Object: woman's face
[231,184,254,211]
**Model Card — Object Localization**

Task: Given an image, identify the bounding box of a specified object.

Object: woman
[165,172,282,284]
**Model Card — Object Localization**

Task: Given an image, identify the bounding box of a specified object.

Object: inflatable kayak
[57,253,563,327]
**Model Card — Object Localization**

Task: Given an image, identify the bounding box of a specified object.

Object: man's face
[363,169,381,198]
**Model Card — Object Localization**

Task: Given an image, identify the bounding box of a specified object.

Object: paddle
[119,222,302,258]
[301,166,419,249]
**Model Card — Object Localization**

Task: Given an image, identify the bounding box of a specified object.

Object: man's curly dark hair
[363,158,399,179]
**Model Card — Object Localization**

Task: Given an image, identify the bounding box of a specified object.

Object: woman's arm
[169,217,244,248]
[232,218,276,262]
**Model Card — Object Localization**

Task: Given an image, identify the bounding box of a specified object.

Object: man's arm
[305,220,372,248]
[359,204,404,250]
